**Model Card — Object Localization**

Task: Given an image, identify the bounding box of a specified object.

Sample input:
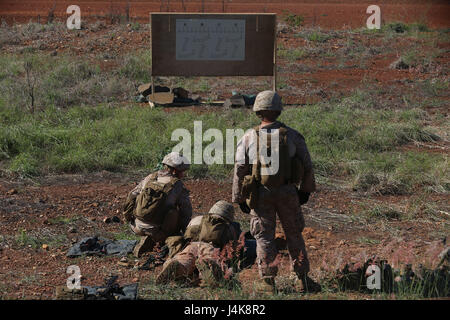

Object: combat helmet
[208,200,234,222]
[162,152,190,171]
[253,90,283,112]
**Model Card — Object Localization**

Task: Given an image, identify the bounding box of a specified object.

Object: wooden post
[150,76,155,108]
[150,12,155,108]
[273,15,277,92]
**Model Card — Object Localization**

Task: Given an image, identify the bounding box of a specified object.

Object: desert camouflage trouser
[164,242,221,278]
[130,208,181,243]
[250,184,309,278]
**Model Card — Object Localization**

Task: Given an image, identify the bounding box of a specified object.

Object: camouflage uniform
[232,93,316,280]
[159,241,221,283]
[129,169,192,242]
[156,201,238,285]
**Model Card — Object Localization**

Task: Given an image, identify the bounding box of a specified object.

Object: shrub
[282,11,304,27]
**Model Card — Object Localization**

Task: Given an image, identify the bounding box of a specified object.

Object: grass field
[0,18,448,300]
[0,86,447,195]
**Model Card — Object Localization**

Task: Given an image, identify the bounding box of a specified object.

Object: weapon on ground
[138,245,169,270]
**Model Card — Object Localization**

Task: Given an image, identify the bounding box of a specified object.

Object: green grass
[0,94,447,194]
[139,271,447,300]
[278,48,306,61]
[418,78,449,97]
[47,215,80,225]
[383,22,430,34]
[307,32,331,43]
[0,52,144,109]
[0,34,448,194]
[14,229,67,249]
[0,103,256,177]
[118,49,152,83]
[139,278,250,300]
[356,237,381,245]
[295,29,332,43]
[110,224,141,241]
[278,101,447,193]
[139,276,345,300]
[364,204,402,221]
[353,21,433,42]
[352,152,448,195]
[282,11,304,28]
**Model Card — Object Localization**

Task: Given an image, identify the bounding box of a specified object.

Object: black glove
[297,191,310,205]
[239,202,251,214]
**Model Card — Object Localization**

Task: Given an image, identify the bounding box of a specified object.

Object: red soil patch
[0,174,447,299]
[1,1,449,29]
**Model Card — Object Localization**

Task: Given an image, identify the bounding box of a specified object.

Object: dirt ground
[0,172,448,299]
[2,2,449,106]
[0,1,449,300]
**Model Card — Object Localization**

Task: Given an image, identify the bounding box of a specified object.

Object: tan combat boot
[295,274,321,293]
[155,259,188,285]
[133,236,155,258]
[253,277,276,295]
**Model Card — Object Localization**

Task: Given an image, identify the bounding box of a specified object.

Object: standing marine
[232,90,321,293]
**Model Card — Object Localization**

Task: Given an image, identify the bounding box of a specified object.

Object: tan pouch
[241,175,259,209]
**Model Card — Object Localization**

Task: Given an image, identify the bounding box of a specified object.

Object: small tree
[125,1,130,22]
[24,61,37,113]
[47,1,56,24]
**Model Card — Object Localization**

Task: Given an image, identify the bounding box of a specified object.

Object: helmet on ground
[253,90,283,112]
[162,152,190,171]
[208,200,234,222]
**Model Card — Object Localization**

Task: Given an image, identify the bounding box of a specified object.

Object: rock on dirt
[68,227,77,233]
[137,83,170,97]
[6,189,18,195]
[117,257,131,268]
[389,58,410,70]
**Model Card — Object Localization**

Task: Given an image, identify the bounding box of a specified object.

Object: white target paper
[176,19,246,61]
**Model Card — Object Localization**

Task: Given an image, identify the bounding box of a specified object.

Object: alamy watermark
[65,4,382,30]
[171,121,281,175]
[366,5,381,30]
[66,265,81,289]
[66,5,81,30]
[366,264,382,290]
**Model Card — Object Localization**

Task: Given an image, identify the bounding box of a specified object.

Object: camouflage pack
[134,177,179,224]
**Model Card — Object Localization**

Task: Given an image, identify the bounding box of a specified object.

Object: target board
[151,13,277,77]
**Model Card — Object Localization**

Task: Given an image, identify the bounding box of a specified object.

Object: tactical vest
[134,176,179,225]
[184,215,203,241]
[241,123,304,209]
[198,215,237,248]
[254,123,305,187]
[183,215,237,247]
[165,215,238,258]
[254,124,290,188]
